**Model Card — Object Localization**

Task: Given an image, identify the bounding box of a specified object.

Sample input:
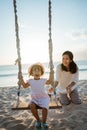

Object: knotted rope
[13,0,22,106]
[48,0,59,107]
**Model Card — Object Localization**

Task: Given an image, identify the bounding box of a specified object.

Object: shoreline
[0,80,87,130]
[0,79,86,88]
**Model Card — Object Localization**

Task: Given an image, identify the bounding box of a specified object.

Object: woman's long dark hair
[61,51,78,73]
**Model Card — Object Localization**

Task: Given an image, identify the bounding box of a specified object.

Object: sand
[0,80,87,130]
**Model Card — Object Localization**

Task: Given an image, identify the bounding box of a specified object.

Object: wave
[0,68,87,78]
[0,73,27,78]
[79,68,87,71]
[0,73,17,77]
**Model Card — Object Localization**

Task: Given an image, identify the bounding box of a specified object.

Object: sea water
[0,60,87,87]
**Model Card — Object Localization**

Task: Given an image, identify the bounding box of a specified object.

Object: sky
[0,0,87,65]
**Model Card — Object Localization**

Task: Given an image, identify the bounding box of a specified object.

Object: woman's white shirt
[56,64,79,94]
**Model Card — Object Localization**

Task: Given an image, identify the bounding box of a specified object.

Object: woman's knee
[70,89,81,104]
[59,94,70,105]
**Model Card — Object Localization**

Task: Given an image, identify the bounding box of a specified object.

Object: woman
[55,51,81,105]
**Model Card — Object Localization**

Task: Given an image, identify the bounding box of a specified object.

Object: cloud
[75,49,87,60]
[65,30,87,40]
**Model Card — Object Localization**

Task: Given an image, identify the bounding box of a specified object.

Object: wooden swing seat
[11,101,62,110]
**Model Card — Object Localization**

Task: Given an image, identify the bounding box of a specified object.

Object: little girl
[20,62,51,128]
[54,51,81,105]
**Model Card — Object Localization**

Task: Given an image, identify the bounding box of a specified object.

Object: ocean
[0,60,87,87]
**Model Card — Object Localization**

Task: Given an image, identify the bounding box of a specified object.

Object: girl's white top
[56,64,79,94]
[26,78,50,109]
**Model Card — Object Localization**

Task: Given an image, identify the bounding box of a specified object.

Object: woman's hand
[66,86,72,94]
[66,82,76,94]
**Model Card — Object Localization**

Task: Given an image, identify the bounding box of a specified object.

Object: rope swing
[12,0,62,110]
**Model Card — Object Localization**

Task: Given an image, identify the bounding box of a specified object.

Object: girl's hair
[28,62,45,76]
[61,51,78,73]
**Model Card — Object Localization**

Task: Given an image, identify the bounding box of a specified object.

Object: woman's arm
[66,70,79,93]
[66,82,76,94]
[67,82,76,89]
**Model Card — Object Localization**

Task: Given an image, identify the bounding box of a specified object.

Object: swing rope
[48,0,54,85]
[13,0,22,106]
[48,0,59,107]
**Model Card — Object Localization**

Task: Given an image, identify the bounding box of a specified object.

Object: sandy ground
[0,80,87,130]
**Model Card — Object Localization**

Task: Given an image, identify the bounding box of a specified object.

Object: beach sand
[0,80,87,130]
